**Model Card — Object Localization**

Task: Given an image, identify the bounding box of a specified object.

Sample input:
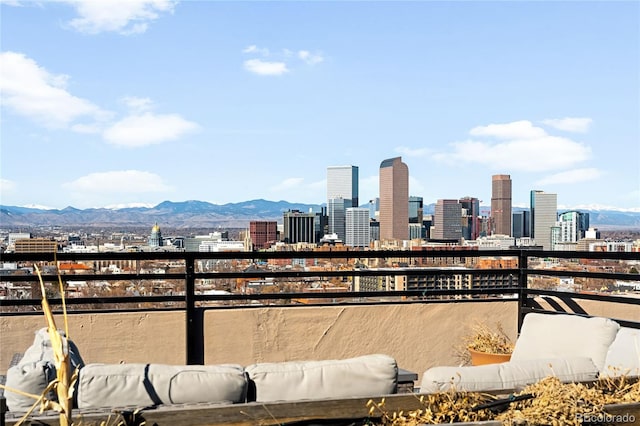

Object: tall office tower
[379,157,409,241]
[491,175,512,236]
[327,165,359,208]
[327,165,358,241]
[328,198,347,241]
[249,220,278,249]
[409,196,424,224]
[459,196,480,240]
[512,211,531,238]
[557,211,590,243]
[345,208,370,247]
[530,190,558,250]
[432,199,463,240]
[283,210,318,244]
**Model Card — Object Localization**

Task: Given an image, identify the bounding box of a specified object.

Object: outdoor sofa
[420,312,640,393]
[4,329,398,412]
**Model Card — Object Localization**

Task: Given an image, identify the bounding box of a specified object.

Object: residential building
[557,211,590,243]
[491,174,512,236]
[379,157,409,241]
[530,190,557,250]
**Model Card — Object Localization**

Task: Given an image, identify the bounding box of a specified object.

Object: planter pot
[468,348,512,366]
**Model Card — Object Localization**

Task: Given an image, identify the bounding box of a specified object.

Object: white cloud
[435,120,592,172]
[242,45,270,56]
[541,117,592,133]
[435,135,591,172]
[63,170,172,193]
[470,120,547,140]
[103,112,199,147]
[0,51,110,129]
[121,96,154,113]
[60,0,177,35]
[395,146,431,157]
[535,168,603,186]
[298,50,324,65]
[243,59,289,76]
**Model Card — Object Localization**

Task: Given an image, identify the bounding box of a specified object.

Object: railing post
[517,250,529,333]
[185,256,204,365]
[0,394,5,426]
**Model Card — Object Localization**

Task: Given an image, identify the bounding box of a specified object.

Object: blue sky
[1,1,639,212]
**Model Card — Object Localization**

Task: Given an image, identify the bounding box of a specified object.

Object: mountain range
[1,199,639,230]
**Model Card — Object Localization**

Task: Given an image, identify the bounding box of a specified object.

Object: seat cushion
[77,363,248,409]
[245,354,398,402]
[511,313,620,371]
[601,327,640,377]
[420,357,598,393]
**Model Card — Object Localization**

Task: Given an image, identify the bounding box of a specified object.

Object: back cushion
[511,313,620,371]
[5,327,84,412]
[601,327,640,377]
[245,354,397,402]
[77,363,247,409]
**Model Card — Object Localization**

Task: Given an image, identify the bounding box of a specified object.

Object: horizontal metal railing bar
[525,288,640,305]
[2,249,638,262]
[0,287,522,307]
[0,268,522,283]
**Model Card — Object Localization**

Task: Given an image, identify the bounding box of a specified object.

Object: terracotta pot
[468,348,512,366]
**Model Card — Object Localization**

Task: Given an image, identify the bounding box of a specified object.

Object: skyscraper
[432,199,462,240]
[379,157,409,241]
[327,198,347,241]
[512,211,531,238]
[345,207,370,247]
[557,211,590,243]
[327,165,359,241]
[327,165,359,208]
[459,196,480,240]
[530,190,558,250]
[491,174,512,236]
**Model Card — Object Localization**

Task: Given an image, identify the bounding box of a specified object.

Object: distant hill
[1,200,639,230]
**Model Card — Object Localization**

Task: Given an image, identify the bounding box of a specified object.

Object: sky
[1,1,639,212]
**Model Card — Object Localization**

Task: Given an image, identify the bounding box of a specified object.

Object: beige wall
[2,297,638,381]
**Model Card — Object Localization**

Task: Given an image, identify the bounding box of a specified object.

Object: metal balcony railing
[1,249,639,365]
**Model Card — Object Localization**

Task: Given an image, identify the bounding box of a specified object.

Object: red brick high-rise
[249,220,277,249]
[491,174,512,236]
[379,157,409,241]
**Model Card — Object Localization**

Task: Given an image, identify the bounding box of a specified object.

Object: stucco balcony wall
[2,297,639,379]
[1,302,518,378]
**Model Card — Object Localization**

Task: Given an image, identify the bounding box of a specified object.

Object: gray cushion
[245,354,398,402]
[5,328,84,412]
[511,313,620,371]
[601,327,640,377]
[420,357,599,393]
[77,363,248,409]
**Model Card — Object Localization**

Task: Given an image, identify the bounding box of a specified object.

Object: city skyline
[1,1,638,212]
